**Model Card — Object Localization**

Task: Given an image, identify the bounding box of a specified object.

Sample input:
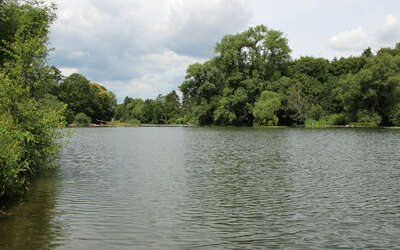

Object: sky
[48,0,400,102]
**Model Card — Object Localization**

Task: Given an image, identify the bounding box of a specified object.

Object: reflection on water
[1,127,400,249]
[0,174,63,250]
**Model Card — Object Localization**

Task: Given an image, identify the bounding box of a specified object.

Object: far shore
[66,123,400,129]
[67,123,194,128]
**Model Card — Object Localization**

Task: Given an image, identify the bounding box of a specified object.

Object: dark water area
[1,127,400,249]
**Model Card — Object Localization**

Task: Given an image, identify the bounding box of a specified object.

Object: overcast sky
[48,0,400,102]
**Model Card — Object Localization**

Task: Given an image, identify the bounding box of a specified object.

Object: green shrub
[74,113,92,126]
[0,113,25,199]
[167,117,177,124]
[323,113,346,125]
[305,104,324,121]
[0,0,65,204]
[305,119,328,128]
[123,119,141,125]
[356,110,382,126]
[183,112,197,125]
[175,118,184,124]
[389,104,400,126]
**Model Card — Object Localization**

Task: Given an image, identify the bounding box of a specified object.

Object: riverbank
[67,123,400,129]
[67,122,195,128]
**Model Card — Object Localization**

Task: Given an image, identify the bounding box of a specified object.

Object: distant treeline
[32,25,400,128]
[118,25,400,127]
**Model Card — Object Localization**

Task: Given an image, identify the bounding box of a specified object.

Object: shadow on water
[0,173,63,250]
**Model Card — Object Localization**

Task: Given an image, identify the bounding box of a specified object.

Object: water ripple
[1,127,400,250]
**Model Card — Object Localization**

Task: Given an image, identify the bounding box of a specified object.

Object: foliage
[0,0,65,202]
[115,90,183,125]
[175,25,400,127]
[304,119,328,128]
[57,74,116,124]
[253,90,281,126]
[389,104,400,126]
[73,112,92,126]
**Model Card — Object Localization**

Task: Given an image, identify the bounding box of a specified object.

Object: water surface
[1,127,400,249]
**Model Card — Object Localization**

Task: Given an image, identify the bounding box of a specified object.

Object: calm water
[1,127,400,249]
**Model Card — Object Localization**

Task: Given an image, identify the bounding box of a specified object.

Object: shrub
[323,113,347,125]
[175,118,184,124]
[74,113,92,126]
[390,104,400,126]
[305,119,328,128]
[167,117,177,124]
[305,104,324,121]
[123,119,141,125]
[356,110,382,126]
[0,113,25,199]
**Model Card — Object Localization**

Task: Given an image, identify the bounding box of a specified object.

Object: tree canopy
[176,26,400,127]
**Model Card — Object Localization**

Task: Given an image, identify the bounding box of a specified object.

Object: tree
[164,90,181,122]
[253,90,281,126]
[57,74,115,123]
[287,82,309,123]
[0,0,64,201]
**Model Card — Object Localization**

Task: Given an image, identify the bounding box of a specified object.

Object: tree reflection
[0,174,63,250]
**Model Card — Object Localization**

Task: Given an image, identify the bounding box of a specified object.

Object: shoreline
[66,124,400,129]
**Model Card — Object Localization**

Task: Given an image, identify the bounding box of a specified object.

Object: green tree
[287,82,309,123]
[57,74,115,123]
[253,90,281,126]
[74,112,92,126]
[0,0,65,201]
[164,90,181,122]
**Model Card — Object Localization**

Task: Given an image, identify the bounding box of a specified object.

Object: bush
[123,119,141,125]
[356,110,382,126]
[74,113,92,126]
[175,117,184,124]
[0,0,65,204]
[305,119,328,128]
[390,104,400,126]
[167,117,177,124]
[183,112,197,125]
[305,104,324,121]
[0,113,25,199]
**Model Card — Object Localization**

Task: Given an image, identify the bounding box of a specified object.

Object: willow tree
[180,25,291,126]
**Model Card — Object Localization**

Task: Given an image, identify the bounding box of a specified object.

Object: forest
[1,0,400,203]
[118,27,400,127]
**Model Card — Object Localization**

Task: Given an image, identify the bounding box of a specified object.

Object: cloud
[328,14,400,55]
[328,27,371,52]
[101,49,201,101]
[59,67,78,76]
[49,0,252,101]
[377,14,400,46]
[165,0,252,58]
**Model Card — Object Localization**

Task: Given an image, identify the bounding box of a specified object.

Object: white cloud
[329,14,400,55]
[59,67,78,76]
[49,0,251,101]
[377,14,400,46]
[384,14,397,26]
[166,0,252,57]
[328,27,371,52]
[102,49,200,101]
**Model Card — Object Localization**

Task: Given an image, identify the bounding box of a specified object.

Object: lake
[1,127,400,249]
